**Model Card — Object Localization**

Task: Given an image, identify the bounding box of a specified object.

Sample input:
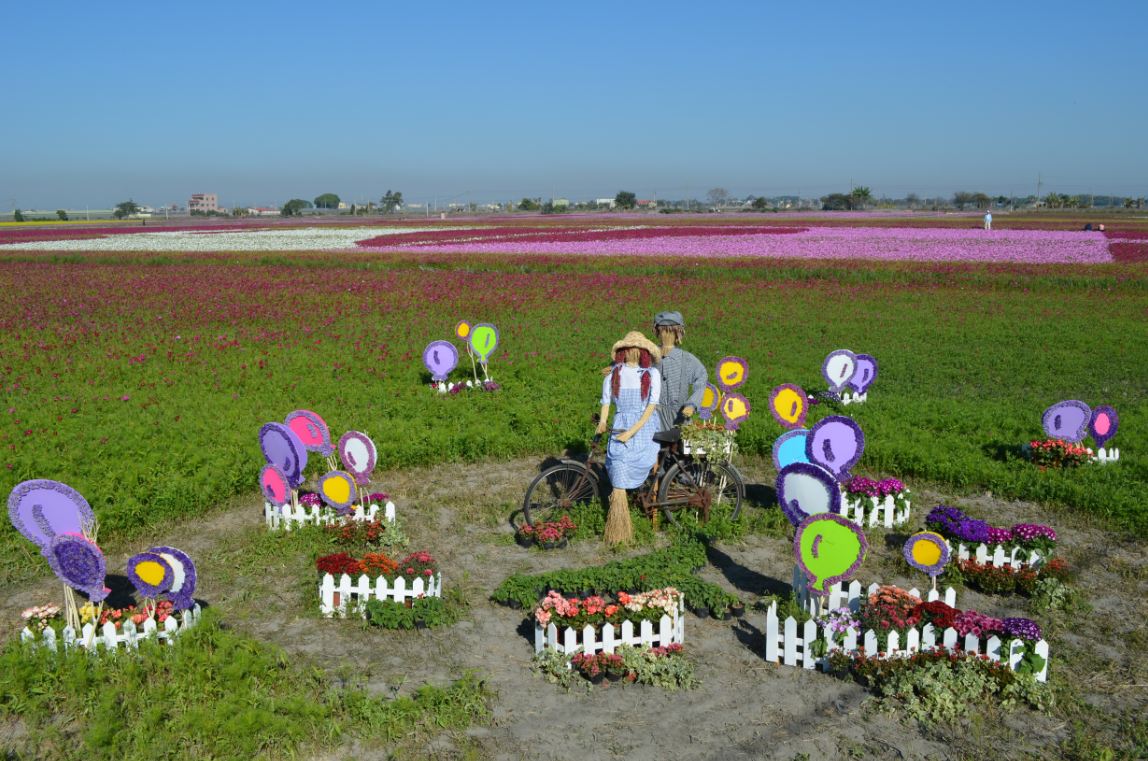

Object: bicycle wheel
[522,463,600,526]
[657,459,744,526]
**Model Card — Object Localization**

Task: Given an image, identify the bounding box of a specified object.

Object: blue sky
[2,1,1145,208]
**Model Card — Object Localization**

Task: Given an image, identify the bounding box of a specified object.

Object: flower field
[1,216,1146,583]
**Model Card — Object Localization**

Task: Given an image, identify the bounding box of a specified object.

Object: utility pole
[1035,173,1042,204]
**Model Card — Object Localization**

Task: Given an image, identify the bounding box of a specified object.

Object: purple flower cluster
[1012,524,1057,543]
[366,492,390,504]
[845,476,905,498]
[925,506,1057,550]
[300,492,322,508]
[925,506,991,544]
[1000,617,1043,641]
[987,526,1013,545]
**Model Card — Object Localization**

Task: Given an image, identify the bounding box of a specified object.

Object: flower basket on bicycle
[679,420,737,459]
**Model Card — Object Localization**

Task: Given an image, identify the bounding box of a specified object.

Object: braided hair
[611,348,653,402]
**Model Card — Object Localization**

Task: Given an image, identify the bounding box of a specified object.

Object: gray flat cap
[654,311,684,327]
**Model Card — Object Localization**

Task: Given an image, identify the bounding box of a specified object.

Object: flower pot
[538,538,568,550]
[507,599,522,610]
[714,607,731,621]
[693,606,711,619]
[588,672,605,685]
[729,604,745,619]
[415,620,428,630]
[605,670,624,683]
[515,533,534,548]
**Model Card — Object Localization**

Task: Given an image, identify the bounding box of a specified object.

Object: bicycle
[521,427,745,529]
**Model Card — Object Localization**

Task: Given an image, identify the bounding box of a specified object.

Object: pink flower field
[358,225,1112,264]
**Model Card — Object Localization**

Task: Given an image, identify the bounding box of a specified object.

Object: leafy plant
[363,597,451,629]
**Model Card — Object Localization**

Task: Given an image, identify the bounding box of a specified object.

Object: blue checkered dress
[602,366,661,489]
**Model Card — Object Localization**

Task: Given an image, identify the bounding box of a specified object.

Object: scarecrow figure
[595,331,662,544]
[652,311,708,433]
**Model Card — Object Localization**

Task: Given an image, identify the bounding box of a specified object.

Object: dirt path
[3,457,1146,761]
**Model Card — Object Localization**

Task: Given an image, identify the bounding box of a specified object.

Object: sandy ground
[2,456,1145,761]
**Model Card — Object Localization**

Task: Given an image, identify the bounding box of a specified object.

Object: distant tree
[518,197,541,211]
[281,198,312,217]
[314,193,340,210]
[750,196,769,211]
[1043,192,1065,209]
[706,187,730,208]
[56,209,68,221]
[380,190,403,213]
[231,207,250,217]
[849,186,872,209]
[614,191,637,210]
[821,193,852,211]
[113,200,140,219]
[995,196,1009,207]
[13,208,24,222]
[905,193,920,209]
[970,192,992,209]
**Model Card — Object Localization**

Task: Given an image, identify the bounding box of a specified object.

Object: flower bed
[841,476,911,529]
[265,493,395,531]
[516,515,577,549]
[533,588,686,656]
[19,603,202,652]
[926,506,1056,569]
[957,556,1073,596]
[317,550,441,617]
[764,585,1050,682]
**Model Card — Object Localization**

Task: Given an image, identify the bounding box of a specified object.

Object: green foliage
[56,209,68,221]
[280,198,312,216]
[492,536,739,614]
[614,191,636,209]
[0,610,491,759]
[13,208,24,222]
[380,190,403,213]
[828,649,1052,723]
[313,193,341,210]
[517,197,540,211]
[364,596,451,629]
[112,200,138,219]
[615,644,698,690]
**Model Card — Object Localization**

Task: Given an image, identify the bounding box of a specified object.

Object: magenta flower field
[359,225,1112,264]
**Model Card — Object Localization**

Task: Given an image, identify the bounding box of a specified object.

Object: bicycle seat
[653,428,681,445]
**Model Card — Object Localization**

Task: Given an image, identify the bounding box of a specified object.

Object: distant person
[983,210,993,230]
[1098,223,1106,232]
[1084,223,1093,231]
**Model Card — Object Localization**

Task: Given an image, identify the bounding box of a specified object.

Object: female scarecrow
[595,331,662,544]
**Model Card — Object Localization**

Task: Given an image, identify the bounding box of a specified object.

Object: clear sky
[2,1,1145,209]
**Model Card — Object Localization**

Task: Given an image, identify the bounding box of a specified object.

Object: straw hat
[612,330,661,363]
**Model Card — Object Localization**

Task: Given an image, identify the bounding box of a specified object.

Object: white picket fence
[265,499,395,531]
[1095,447,1120,465]
[20,604,202,653]
[791,568,956,616]
[319,572,441,618]
[839,391,868,406]
[763,601,1050,682]
[534,597,686,656]
[953,541,1048,570]
[842,493,911,529]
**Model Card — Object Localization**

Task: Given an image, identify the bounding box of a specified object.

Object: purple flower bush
[1000,617,1043,642]
[925,506,1057,556]
[845,476,905,499]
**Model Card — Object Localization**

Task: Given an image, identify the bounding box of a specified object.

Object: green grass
[1,250,1146,586]
[0,609,491,760]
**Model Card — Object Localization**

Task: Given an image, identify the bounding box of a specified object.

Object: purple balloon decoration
[7,479,95,550]
[777,462,843,527]
[848,354,878,394]
[338,431,378,480]
[259,423,308,488]
[1041,400,1091,443]
[1089,405,1119,449]
[423,340,459,382]
[46,534,108,602]
[720,392,751,431]
[821,349,857,393]
[126,551,175,599]
[285,409,334,457]
[698,383,721,421]
[772,429,811,471]
[806,416,866,481]
[902,532,950,579]
[150,546,197,610]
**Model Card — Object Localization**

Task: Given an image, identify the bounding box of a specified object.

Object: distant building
[189,193,218,213]
[594,198,617,209]
[247,207,281,217]
[552,198,570,208]
[636,199,657,209]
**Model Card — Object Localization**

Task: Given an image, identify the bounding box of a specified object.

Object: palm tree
[849,186,872,210]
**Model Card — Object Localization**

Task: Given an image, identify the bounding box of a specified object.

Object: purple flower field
[385,226,1112,264]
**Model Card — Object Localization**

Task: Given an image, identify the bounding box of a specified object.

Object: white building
[189,193,218,213]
